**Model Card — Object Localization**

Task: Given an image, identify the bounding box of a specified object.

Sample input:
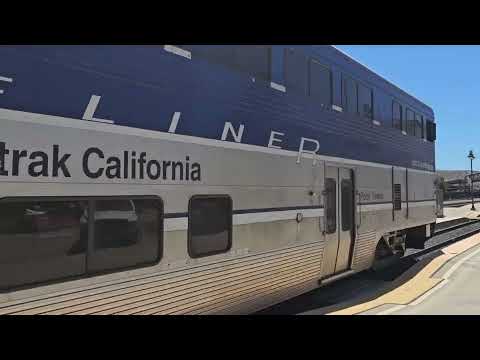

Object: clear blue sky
[336,45,478,171]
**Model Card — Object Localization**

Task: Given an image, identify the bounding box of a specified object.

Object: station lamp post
[468,150,476,211]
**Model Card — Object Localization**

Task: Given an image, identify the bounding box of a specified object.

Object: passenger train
[0,45,437,315]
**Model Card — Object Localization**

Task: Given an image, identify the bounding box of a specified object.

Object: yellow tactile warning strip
[327,233,480,315]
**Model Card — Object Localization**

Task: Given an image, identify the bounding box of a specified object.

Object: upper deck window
[423,118,428,140]
[393,101,403,131]
[177,45,271,82]
[285,48,308,96]
[415,113,423,139]
[406,108,415,136]
[358,83,373,119]
[342,75,358,115]
[426,120,436,142]
[233,46,271,82]
[309,59,332,107]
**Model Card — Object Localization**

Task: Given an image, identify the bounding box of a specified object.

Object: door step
[320,270,356,286]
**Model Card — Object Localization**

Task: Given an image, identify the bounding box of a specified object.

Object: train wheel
[371,239,402,272]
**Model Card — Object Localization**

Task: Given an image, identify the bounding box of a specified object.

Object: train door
[321,166,355,278]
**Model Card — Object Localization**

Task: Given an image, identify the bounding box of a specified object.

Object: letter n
[221,122,245,143]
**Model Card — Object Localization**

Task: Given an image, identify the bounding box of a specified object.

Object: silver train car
[0,45,437,315]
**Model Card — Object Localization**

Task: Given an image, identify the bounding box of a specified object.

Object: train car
[0,45,437,315]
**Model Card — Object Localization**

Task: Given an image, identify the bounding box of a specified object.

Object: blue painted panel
[0,45,436,171]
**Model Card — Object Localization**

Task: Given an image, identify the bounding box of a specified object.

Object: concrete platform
[437,203,480,224]
[332,233,480,315]
[387,244,480,315]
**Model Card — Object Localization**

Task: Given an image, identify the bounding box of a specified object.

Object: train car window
[188,195,232,258]
[285,48,308,97]
[392,101,403,131]
[88,198,163,273]
[358,83,373,119]
[394,184,402,210]
[406,108,415,136]
[309,59,332,107]
[0,200,88,289]
[178,45,271,82]
[415,113,423,139]
[233,46,271,82]
[342,75,358,115]
[341,179,354,231]
[426,120,436,142]
[325,179,337,234]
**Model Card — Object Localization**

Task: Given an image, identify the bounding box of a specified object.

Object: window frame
[414,113,423,139]
[392,100,403,131]
[357,82,374,120]
[405,108,415,136]
[232,45,272,83]
[342,74,358,116]
[88,196,164,274]
[0,195,164,291]
[308,58,333,108]
[426,120,436,142]
[325,178,337,234]
[178,45,272,83]
[284,47,309,97]
[187,194,233,259]
[341,179,354,232]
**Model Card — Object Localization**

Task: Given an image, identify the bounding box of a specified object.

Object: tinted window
[309,59,331,107]
[285,48,308,96]
[325,179,337,234]
[394,184,402,210]
[342,76,358,115]
[393,101,403,131]
[406,108,415,136]
[0,197,163,290]
[426,120,436,142]
[232,46,271,82]
[89,199,162,273]
[188,196,232,258]
[179,45,271,82]
[358,83,373,119]
[0,200,88,289]
[415,113,423,139]
[341,179,354,231]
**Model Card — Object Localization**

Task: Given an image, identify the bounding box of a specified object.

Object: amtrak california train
[0,45,437,315]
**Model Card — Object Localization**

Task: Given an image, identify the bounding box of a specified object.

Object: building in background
[437,170,480,200]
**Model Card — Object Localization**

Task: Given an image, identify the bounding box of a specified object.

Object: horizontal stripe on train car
[164,205,324,219]
[165,208,324,231]
[164,200,435,231]
[359,200,435,211]
[358,199,435,206]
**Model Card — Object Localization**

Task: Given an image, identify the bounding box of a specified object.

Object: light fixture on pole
[468,150,476,211]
